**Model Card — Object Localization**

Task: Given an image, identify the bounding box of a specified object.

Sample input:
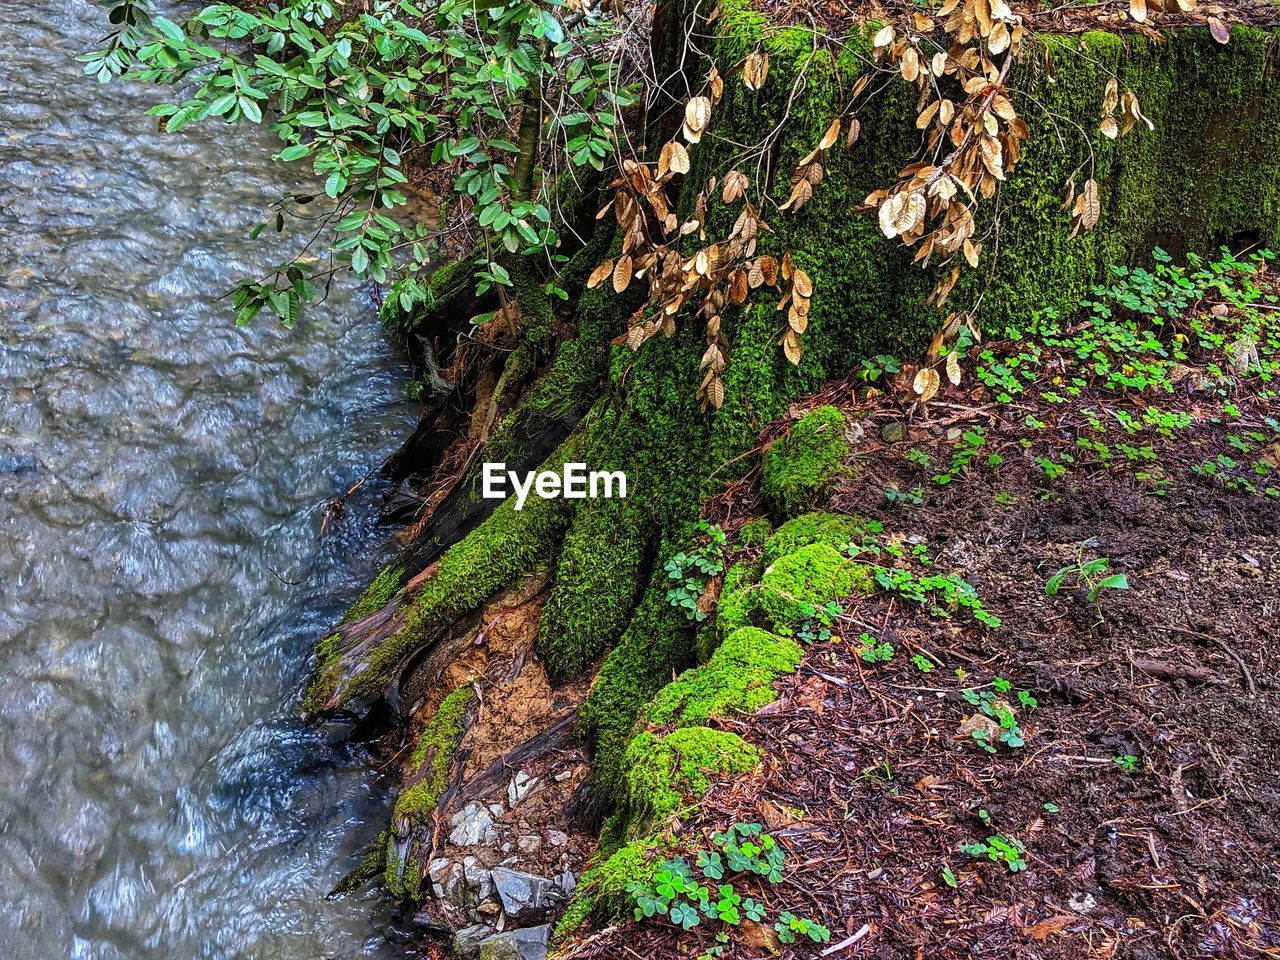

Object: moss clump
[757,542,873,632]
[646,626,803,728]
[537,494,648,680]
[554,837,662,940]
[623,727,761,827]
[762,512,870,566]
[343,563,404,623]
[395,684,475,824]
[760,406,850,518]
[735,518,773,549]
[701,558,761,662]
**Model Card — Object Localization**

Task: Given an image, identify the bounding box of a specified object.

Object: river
[0,1,415,957]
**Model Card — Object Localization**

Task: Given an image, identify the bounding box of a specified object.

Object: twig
[821,922,872,956]
[1153,623,1258,696]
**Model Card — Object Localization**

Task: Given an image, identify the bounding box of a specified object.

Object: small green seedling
[857,632,895,663]
[1045,554,1129,604]
[664,521,726,622]
[961,834,1028,872]
[1113,754,1139,773]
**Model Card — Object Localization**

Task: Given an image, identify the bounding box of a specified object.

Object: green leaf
[152,16,186,44]
[238,96,263,123]
[1044,569,1068,596]
[279,143,310,161]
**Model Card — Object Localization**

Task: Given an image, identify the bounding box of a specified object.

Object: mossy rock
[762,511,870,566]
[646,626,803,727]
[623,727,760,827]
[758,542,874,631]
[760,406,851,518]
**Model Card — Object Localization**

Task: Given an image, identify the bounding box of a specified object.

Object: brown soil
[388,577,602,940]
[563,265,1280,960]
[569,463,1280,958]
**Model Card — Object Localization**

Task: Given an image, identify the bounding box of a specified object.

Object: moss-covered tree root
[307,0,1280,914]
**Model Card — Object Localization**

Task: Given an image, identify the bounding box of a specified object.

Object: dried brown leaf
[612,255,633,294]
[587,259,614,289]
[913,366,941,402]
[743,50,769,91]
[818,117,841,150]
[684,96,712,143]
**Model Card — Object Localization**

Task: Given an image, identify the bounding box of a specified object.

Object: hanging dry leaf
[612,255,633,293]
[792,268,813,298]
[845,118,861,148]
[1209,17,1230,43]
[818,118,841,151]
[743,50,769,91]
[879,191,926,239]
[668,141,691,175]
[587,260,614,289]
[913,367,941,402]
[1100,116,1119,139]
[901,46,921,83]
[704,375,725,409]
[781,330,803,365]
[873,24,895,48]
[780,179,813,212]
[946,350,962,385]
[722,170,749,204]
[1081,178,1100,230]
[1129,0,1147,22]
[683,96,713,143]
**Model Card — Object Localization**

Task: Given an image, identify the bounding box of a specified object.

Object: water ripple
[0,2,414,957]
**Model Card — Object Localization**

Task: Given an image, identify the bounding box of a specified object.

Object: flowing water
[0,2,415,957]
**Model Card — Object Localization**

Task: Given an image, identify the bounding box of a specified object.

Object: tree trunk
[307,0,1280,864]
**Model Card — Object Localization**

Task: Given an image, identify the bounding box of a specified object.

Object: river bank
[305,4,1280,957]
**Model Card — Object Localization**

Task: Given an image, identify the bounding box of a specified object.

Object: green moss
[645,626,803,728]
[343,563,404,623]
[393,684,474,825]
[306,489,570,714]
[329,830,389,897]
[622,727,760,827]
[757,542,873,632]
[700,558,760,662]
[761,406,850,518]
[735,518,773,549]
[538,494,649,680]
[762,512,870,566]
[385,684,474,897]
[578,573,693,792]
[553,837,662,940]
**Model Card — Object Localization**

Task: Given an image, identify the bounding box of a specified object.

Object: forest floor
[559,249,1280,959]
